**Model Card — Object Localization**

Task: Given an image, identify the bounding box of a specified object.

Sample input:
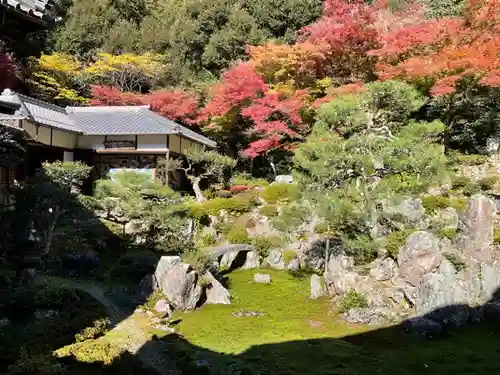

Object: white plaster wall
[137,134,168,150]
[63,151,74,162]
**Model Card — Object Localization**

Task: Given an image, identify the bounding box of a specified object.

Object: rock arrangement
[322,194,500,332]
[232,310,265,317]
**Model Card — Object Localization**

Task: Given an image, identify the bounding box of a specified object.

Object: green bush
[182,247,214,274]
[494,229,500,245]
[447,151,488,166]
[252,236,283,257]
[261,183,299,204]
[478,175,499,191]
[259,204,278,217]
[451,174,471,189]
[270,202,312,232]
[196,230,218,248]
[282,250,298,264]
[54,340,123,365]
[231,173,270,188]
[227,226,250,244]
[140,290,165,312]
[421,196,467,215]
[6,348,65,375]
[338,290,369,313]
[314,222,329,235]
[343,235,378,264]
[75,318,110,342]
[463,182,481,196]
[439,228,458,240]
[443,252,467,272]
[188,196,255,218]
[384,229,414,259]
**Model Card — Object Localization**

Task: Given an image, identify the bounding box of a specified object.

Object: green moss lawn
[167,269,500,375]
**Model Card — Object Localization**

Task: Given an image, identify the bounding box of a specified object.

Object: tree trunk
[324,237,330,274]
[42,207,61,256]
[192,176,206,202]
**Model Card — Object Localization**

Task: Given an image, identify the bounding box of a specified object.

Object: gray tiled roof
[0,90,216,147]
[1,0,60,24]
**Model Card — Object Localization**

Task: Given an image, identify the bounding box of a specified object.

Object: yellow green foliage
[478,175,499,191]
[282,250,298,263]
[421,196,468,215]
[252,236,283,257]
[443,252,466,272]
[261,183,299,204]
[450,174,471,189]
[259,204,278,217]
[338,290,368,313]
[38,53,83,75]
[439,228,458,240]
[463,182,481,196]
[314,222,329,235]
[227,226,250,244]
[188,197,254,218]
[75,318,110,342]
[231,173,269,187]
[54,340,123,365]
[494,229,500,245]
[84,52,166,76]
[384,229,414,258]
[182,247,214,274]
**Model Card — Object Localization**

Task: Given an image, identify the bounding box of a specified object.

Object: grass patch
[383,229,414,259]
[338,290,369,313]
[443,252,467,272]
[421,196,467,215]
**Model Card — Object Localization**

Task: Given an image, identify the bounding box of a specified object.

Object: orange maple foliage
[372,0,500,96]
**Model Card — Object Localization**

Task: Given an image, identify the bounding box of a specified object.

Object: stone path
[48,277,181,375]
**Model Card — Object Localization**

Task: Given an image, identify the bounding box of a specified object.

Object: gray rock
[341,307,390,325]
[326,248,355,275]
[34,309,59,320]
[136,273,157,303]
[220,251,239,269]
[152,325,175,333]
[370,258,397,281]
[204,272,231,305]
[398,231,443,286]
[287,258,300,271]
[325,270,359,296]
[275,175,293,184]
[309,274,324,299]
[480,261,500,299]
[415,259,480,327]
[154,256,182,284]
[254,273,271,284]
[438,207,459,230]
[156,262,202,311]
[124,219,144,235]
[154,299,172,318]
[266,249,285,270]
[242,251,260,269]
[457,194,496,262]
[0,317,10,329]
[232,310,265,317]
[397,198,425,224]
[403,317,443,339]
[210,244,255,259]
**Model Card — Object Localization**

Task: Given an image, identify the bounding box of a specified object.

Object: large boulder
[341,307,391,325]
[414,260,481,327]
[155,257,202,311]
[266,249,285,270]
[154,299,172,318]
[254,273,271,284]
[324,249,358,295]
[154,256,182,283]
[457,194,496,262]
[403,316,443,339]
[204,272,231,305]
[136,273,158,303]
[396,198,426,226]
[309,274,324,299]
[369,258,397,281]
[242,251,260,269]
[480,261,500,299]
[398,231,443,286]
[287,258,300,271]
[220,251,239,269]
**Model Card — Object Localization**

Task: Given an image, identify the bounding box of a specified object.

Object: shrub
[421,196,467,215]
[215,190,233,198]
[6,348,65,375]
[384,229,414,259]
[182,247,214,274]
[450,174,471,189]
[231,173,269,188]
[463,182,481,196]
[282,250,298,264]
[261,183,299,204]
[478,175,499,191]
[439,228,458,240]
[188,197,254,219]
[140,290,165,312]
[447,151,488,166]
[54,340,123,365]
[252,236,283,257]
[494,229,500,245]
[443,252,467,272]
[259,204,278,218]
[270,202,312,232]
[314,222,329,235]
[75,318,110,342]
[343,235,378,264]
[227,226,250,244]
[196,230,217,248]
[338,290,369,313]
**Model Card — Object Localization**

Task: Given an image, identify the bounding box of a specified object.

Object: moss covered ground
[166,269,500,375]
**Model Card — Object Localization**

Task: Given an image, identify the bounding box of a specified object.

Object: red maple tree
[371,0,500,95]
